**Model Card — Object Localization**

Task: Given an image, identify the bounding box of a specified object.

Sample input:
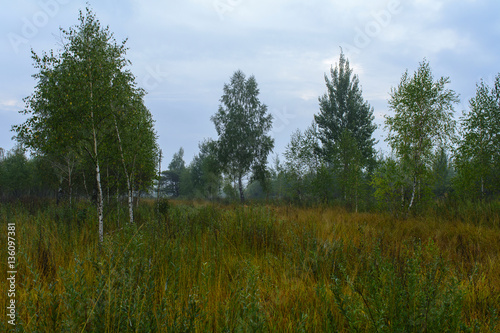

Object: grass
[0,200,499,332]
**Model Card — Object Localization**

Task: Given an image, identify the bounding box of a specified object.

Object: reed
[0,200,498,332]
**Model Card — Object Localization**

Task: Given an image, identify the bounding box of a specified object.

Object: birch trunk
[408,176,417,213]
[238,175,245,203]
[90,78,104,244]
[91,111,104,243]
[67,162,72,206]
[114,116,134,224]
[95,156,104,243]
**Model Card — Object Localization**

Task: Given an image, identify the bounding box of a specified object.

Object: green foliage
[432,146,454,199]
[0,146,32,198]
[330,241,467,332]
[282,123,321,202]
[211,70,274,202]
[313,52,376,207]
[314,52,377,172]
[385,59,459,212]
[181,140,222,200]
[0,147,59,199]
[11,6,158,233]
[454,73,500,200]
[336,129,364,211]
[372,155,406,214]
[162,147,186,197]
[157,198,170,216]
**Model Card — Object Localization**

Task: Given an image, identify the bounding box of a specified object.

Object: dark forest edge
[1,143,498,222]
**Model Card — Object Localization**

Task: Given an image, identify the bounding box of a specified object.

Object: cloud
[1,0,499,162]
[298,90,319,102]
[0,99,22,112]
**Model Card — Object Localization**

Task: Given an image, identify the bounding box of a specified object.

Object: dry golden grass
[0,201,498,331]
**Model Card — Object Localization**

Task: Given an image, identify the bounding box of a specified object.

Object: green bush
[329,240,468,332]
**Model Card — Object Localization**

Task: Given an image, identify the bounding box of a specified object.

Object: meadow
[1,199,499,332]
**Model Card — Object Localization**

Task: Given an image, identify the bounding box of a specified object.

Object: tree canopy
[314,52,377,167]
[385,59,459,212]
[454,74,500,199]
[12,7,158,241]
[211,70,274,202]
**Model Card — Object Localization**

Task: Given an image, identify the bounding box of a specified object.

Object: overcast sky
[1,0,499,167]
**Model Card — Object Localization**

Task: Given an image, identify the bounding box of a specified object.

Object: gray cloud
[1,0,499,166]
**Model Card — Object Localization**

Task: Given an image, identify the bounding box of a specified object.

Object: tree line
[161,55,499,214]
[2,7,499,224]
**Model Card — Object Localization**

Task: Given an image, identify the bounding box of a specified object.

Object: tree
[190,140,221,200]
[211,70,274,202]
[432,146,453,199]
[113,96,158,222]
[13,8,157,241]
[0,146,31,198]
[385,60,459,212]
[283,123,320,202]
[169,141,222,200]
[163,147,186,197]
[337,129,363,211]
[454,74,500,199]
[372,155,406,214]
[314,52,377,205]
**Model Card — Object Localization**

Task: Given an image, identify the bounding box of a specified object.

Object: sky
[1,0,499,168]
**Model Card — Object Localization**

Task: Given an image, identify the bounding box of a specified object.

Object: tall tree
[432,146,453,199]
[385,60,459,212]
[113,95,158,223]
[13,7,157,241]
[283,123,320,202]
[454,74,500,199]
[372,154,406,214]
[181,140,222,200]
[314,52,377,204]
[211,70,274,202]
[0,146,31,198]
[163,147,186,198]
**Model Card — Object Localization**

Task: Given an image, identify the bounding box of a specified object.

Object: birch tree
[283,123,320,202]
[13,8,157,241]
[454,74,500,199]
[385,60,459,212]
[211,70,274,202]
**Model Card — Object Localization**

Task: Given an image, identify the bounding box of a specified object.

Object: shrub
[330,240,468,332]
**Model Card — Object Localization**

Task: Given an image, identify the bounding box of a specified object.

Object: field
[1,200,499,332]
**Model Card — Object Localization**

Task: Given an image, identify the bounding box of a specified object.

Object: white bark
[114,116,134,224]
[408,176,417,213]
[96,158,104,243]
[90,78,104,244]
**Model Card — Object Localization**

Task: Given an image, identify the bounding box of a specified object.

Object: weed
[0,201,498,332]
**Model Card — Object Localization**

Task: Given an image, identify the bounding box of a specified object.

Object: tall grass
[0,200,499,332]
